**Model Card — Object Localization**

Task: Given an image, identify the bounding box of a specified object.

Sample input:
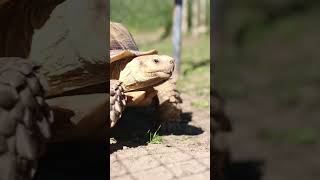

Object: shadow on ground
[110,108,204,154]
[225,160,265,180]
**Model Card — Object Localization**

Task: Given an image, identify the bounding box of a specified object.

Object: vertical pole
[172,0,182,76]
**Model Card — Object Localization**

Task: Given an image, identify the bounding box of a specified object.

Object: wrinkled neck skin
[110,58,131,80]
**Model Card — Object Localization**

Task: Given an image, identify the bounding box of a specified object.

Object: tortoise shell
[110,22,158,63]
[29,5,108,98]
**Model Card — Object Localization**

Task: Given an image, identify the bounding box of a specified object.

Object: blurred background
[215,0,320,179]
[111,0,210,109]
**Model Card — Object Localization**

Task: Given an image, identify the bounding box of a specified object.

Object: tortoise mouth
[146,71,172,78]
[125,78,168,92]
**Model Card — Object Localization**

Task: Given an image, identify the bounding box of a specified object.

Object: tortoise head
[119,54,175,91]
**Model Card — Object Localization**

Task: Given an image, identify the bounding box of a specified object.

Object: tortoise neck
[110,57,131,79]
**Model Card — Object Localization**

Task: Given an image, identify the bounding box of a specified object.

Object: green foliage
[111,0,210,33]
[178,35,210,98]
[110,0,173,32]
[191,100,210,108]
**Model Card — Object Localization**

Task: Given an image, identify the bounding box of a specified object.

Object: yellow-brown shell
[110,22,158,63]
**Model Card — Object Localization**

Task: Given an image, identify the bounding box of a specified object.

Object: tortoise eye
[153,59,159,63]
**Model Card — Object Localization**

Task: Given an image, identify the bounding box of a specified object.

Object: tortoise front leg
[110,80,126,128]
[0,58,53,180]
[154,78,182,122]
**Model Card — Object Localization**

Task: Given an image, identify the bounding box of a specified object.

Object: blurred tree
[191,0,208,36]
[110,0,172,32]
[181,0,189,34]
[220,0,320,49]
[191,0,199,36]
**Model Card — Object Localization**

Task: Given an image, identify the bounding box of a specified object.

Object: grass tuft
[147,125,163,144]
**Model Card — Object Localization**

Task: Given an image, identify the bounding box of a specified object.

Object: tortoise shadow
[110,110,204,154]
[160,112,204,136]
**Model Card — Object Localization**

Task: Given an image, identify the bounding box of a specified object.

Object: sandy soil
[110,93,210,180]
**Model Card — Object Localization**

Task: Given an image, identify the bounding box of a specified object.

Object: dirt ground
[110,92,210,180]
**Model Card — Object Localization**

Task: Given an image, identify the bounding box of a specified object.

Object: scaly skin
[0,57,53,180]
[154,78,182,122]
[110,80,126,128]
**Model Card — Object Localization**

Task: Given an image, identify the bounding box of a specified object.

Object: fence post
[172,0,183,76]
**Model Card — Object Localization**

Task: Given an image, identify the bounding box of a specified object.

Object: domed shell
[110,22,158,63]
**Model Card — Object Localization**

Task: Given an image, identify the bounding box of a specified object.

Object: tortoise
[109,22,182,128]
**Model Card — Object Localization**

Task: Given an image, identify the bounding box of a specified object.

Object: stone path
[110,94,210,180]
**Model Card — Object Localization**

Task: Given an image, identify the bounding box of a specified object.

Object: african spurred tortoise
[109,22,182,127]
